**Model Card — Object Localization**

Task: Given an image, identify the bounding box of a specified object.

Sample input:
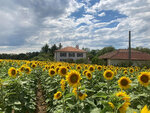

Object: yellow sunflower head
[20,65,25,72]
[50,65,55,69]
[118,76,132,90]
[129,68,134,73]
[103,70,114,80]
[86,71,92,80]
[88,65,95,72]
[78,92,87,100]
[83,70,88,76]
[55,66,60,74]
[31,63,36,68]
[58,66,68,77]
[97,65,102,71]
[123,70,128,75]
[66,70,81,87]
[141,105,150,113]
[116,91,130,102]
[138,72,150,87]
[72,87,78,96]
[49,69,56,77]
[119,102,130,113]
[8,67,17,78]
[25,66,31,74]
[54,91,62,100]
[60,79,66,91]
[84,65,88,69]
[108,102,115,109]
[76,65,82,71]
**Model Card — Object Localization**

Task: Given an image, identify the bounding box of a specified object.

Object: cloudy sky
[0,0,150,53]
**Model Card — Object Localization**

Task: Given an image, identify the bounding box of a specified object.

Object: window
[77,53,83,57]
[69,53,75,57]
[60,52,66,57]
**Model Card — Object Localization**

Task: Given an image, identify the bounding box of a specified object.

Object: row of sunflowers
[0,59,150,113]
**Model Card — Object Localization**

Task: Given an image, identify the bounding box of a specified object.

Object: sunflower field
[0,59,150,113]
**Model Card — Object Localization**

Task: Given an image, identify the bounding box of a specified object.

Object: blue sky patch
[95,10,127,22]
[106,22,119,28]
[70,6,85,19]
[76,23,87,28]
[89,0,100,6]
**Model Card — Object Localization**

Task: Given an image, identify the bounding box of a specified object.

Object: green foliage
[31,53,53,61]
[115,61,133,67]
[41,43,49,53]
[75,58,89,64]
[97,46,115,57]
[136,61,150,68]
[91,57,107,65]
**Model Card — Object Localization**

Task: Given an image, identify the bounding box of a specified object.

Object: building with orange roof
[54,45,87,62]
[99,49,150,66]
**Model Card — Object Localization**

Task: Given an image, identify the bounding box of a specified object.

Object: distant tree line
[0,52,39,60]
[0,44,150,63]
[0,43,62,60]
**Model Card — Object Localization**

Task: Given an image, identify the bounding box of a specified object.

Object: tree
[50,44,58,57]
[41,44,49,53]
[58,43,62,49]
[97,46,115,56]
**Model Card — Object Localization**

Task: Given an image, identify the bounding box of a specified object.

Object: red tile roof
[55,46,86,53]
[99,49,150,61]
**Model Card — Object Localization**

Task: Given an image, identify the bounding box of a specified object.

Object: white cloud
[0,0,150,53]
[98,12,105,17]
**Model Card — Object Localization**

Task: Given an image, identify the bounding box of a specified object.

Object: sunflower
[97,65,102,71]
[78,92,87,100]
[86,71,92,80]
[138,72,150,87]
[49,69,56,77]
[19,65,25,72]
[116,91,130,102]
[141,105,150,113]
[42,68,46,71]
[119,102,130,113]
[116,91,130,113]
[123,70,128,75]
[66,70,81,87]
[55,66,60,74]
[8,67,17,78]
[108,102,115,109]
[60,79,65,91]
[84,65,88,69]
[129,68,134,73]
[25,66,31,74]
[31,63,36,68]
[118,76,132,90]
[88,65,95,72]
[83,70,88,76]
[76,65,82,71]
[58,66,68,77]
[50,65,55,69]
[103,70,114,80]
[72,87,77,96]
[54,91,62,100]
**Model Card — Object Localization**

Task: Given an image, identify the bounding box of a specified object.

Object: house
[99,49,150,66]
[54,45,87,62]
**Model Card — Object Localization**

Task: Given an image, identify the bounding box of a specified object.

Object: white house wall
[54,52,86,61]
[108,59,150,66]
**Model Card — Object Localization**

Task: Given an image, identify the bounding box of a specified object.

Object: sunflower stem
[62,91,66,113]
[107,81,110,94]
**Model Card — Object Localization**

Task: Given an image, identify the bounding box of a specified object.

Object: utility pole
[129,31,131,66]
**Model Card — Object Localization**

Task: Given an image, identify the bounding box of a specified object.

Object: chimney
[76,45,79,49]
